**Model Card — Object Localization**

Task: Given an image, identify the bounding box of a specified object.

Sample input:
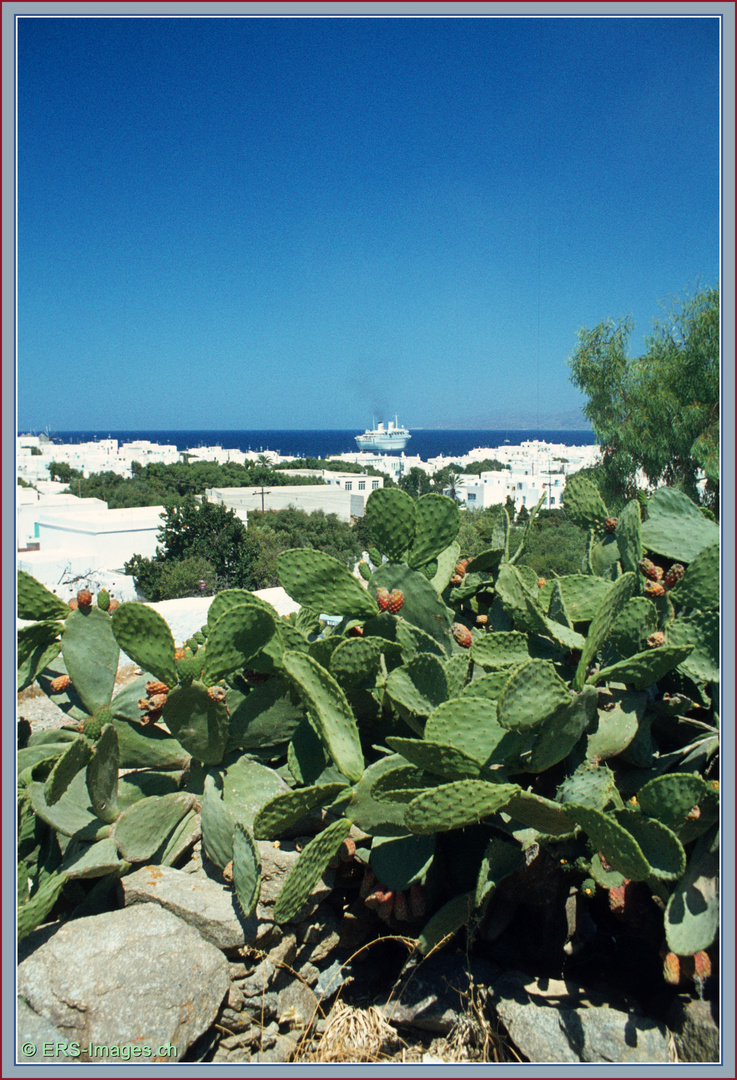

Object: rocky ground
[17,682,720,1066]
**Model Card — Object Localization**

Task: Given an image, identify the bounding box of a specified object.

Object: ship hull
[355,434,410,452]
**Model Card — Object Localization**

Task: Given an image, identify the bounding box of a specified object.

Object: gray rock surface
[121,864,249,950]
[490,971,671,1063]
[17,997,68,1060]
[17,905,230,1061]
[667,995,720,1063]
[378,954,500,1034]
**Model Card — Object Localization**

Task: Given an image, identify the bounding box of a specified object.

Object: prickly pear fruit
[647,631,665,648]
[145,680,169,696]
[537,577,546,588]
[387,589,405,614]
[664,563,686,589]
[476,614,488,625]
[349,625,364,637]
[97,589,110,611]
[176,654,201,685]
[663,952,681,985]
[83,715,103,740]
[376,587,391,611]
[605,517,618,534]
[108,599,120,613]
[84,705,112,741]
[639,558,664,582]
[644,581,666,598]
[77,588,93,608]
[68,598,78,611]
[451,623,473,648]
[50,674,71,693]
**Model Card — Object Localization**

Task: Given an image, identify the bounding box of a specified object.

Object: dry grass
[283,933,518,1065]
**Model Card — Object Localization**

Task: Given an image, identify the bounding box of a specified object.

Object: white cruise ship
[355,418,411,452]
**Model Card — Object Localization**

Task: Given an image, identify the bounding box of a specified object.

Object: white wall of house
[205,484,374,522]
[17,491,108,551]
[35,506,164,563]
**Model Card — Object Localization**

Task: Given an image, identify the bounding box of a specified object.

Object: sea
[46,428,595,461]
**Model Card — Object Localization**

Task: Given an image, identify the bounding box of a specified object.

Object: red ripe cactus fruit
[644,580,666,598]
[664,563,686,589]
[662,952,681,985]
[451,623,473,648]
[604,517,618,533]
[537,577,546,588]
[387,589,404,614]
[67,598,79,611]
[108,599,120,613]
[693,950,712,982]
[638,557,664,582]
[376,587,391,611]
[647,631,666,648]
[50,674,72,693]
[476,614,489,625]
[349,625,364,637]
[77,588,93,608]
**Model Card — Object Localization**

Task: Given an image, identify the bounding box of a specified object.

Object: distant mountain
[422,407,591,431]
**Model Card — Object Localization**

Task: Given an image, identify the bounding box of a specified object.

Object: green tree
[568,285,719,511]
[398,467,432,498]
[48,461,83,484]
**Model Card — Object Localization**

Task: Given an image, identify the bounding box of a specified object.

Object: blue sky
[17,13,721,431]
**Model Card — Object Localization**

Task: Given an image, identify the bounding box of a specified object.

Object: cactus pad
[405,779,520,834]
[112,602,177,688]
[364,487,417,562]
[274,817,352,923]
[277,548,379,618]
[232,822,262,919]
[282,651,364,783]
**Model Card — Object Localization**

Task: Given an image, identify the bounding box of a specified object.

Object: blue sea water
[47,428,595,460]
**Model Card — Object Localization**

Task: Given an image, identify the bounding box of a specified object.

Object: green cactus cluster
[16,481,719,983]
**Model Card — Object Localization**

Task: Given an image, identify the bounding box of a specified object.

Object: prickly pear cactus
[16,478,720,974]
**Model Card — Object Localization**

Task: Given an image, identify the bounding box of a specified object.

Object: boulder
[17,906,229,1062]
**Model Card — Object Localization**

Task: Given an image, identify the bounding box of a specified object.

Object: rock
[254,1032,300,1063]
[296,906,342,963]
[378,953,500,1034]
[241,957,276,998]
[490,971,671,1063]
[315,957,348,1000]
[121,864,250,950]
[277,981,319,1029]
[17,997,68,1059]
[17,906,229,1062]
[667,995,719,1062]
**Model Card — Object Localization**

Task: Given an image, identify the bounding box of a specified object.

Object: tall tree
[568,286,719,511]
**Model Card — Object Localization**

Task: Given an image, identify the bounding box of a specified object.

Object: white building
[17,505,165,603]
[205,482,379,523]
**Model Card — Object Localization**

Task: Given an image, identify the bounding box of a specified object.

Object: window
[550,496,556,505]
[467,493,476,502]
[345,482,352,491]
[372,480,379,489]
[358,481,365,490]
